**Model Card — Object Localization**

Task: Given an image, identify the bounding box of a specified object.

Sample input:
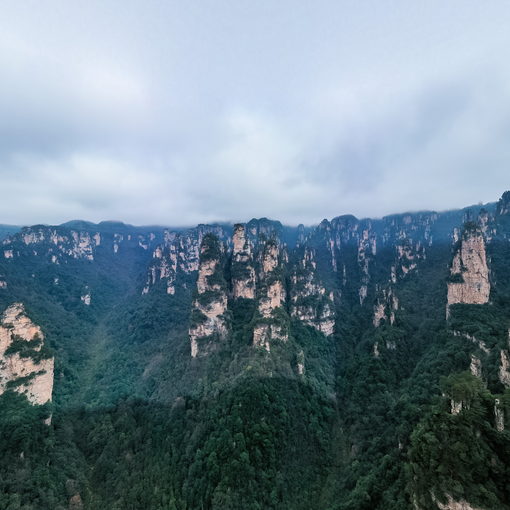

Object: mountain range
[1,192,510,510]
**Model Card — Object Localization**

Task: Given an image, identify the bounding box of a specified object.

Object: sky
[1,1,509,227]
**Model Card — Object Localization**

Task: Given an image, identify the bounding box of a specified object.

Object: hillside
[0,193,509,509]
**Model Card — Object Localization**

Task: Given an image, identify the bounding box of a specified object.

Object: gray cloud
[0,1,509,226]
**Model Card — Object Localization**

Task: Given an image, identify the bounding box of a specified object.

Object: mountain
[0,193,509,509]
[0,224,20,241]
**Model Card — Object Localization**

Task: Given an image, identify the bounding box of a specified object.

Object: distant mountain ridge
[0,224,20,241]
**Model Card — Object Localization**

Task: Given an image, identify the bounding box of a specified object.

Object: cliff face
[143,225,226,295]
[188,235,229,357]
[289,247,335,336]
[373,286,398,328]
[3,227,100,261]
[252,240,289,351]
[231,224,256,300]
[0,303,53,405]
[447,226,490,314]
[432,495,484,510]
[1,194,510,509]
[174,199,501,358]
[3,224,161,264]
[497,191,510,216]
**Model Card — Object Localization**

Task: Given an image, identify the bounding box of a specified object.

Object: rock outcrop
[447,225,490,316]
[143,225,226,295]
[253,240,288,351]
[497,190,510,216]
[395,239,425,277]
[494,398,505,432]
[289,247,335,335]
[373,286,399,327]
[499,350,510,387]
[0,303,53,405]
[469,354,482,378]
[357,226,376,304]
[433,495,484,510]
[189,235,228,357]
[80,292,91,306]
[2,226,101,262]
[231,224,256,299]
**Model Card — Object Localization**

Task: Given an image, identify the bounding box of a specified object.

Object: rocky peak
[497,190,510,216]
[0,303,54,405]
[245,218,283,245]
[143,225,227,295]
[232,224,251,256]
[189,235,228,358]
[253,240,288,351]
[357,225,376,304]
[296,224,306,247]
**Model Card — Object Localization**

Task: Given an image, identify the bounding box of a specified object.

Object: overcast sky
[1,1,509,226]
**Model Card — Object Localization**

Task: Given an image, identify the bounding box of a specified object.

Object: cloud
[0,1,509,226]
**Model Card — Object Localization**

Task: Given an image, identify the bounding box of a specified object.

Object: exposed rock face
[289,248,335,336]
[447,226,490,316]
[452,330,489,353]
[434,495,484,510]
[68,493,84,510]
[261,242,280,274]
[80,293,91,306]
[253,241,288,350]
[3,226,102,262]
[499,350,510,387]
[450,400,464,415]
[497,190,510,216]
[469,355,482,378]
[143,225,226,295]
[357,227,376,304]
[373,287,399,327]
[0,303,53,405]
[258,280,286,316]
[231,224,256,299]
[396,239,425,277]
[494,399,505,432]
[245,218,283,244]
[189,235,228,357]
[296,349,305,376]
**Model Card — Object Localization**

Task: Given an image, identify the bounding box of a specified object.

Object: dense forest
[0,194,510,509]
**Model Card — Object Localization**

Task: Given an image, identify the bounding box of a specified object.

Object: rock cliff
[143,225,226,295]
[189,235,229,357]
[252,240,289,351]
[231,224,256,300]
[0,303,53,405]
[447,225,490,316]
[289,247,335,335]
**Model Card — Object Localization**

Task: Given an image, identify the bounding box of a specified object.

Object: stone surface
[447,228,490,316]
[0,303,53,405]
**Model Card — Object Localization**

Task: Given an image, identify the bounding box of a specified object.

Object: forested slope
[0,195,509,509]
